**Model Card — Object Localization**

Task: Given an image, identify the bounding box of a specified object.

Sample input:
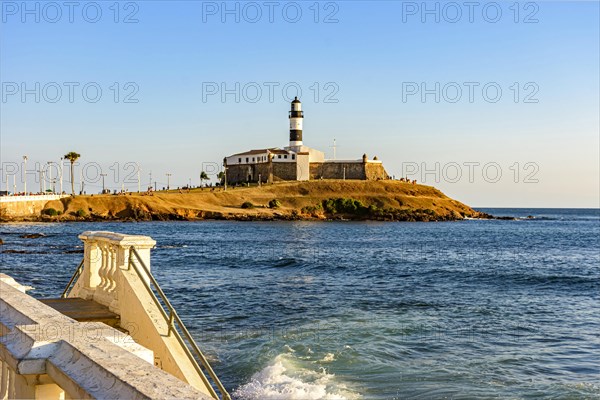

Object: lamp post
[37,170,43,193]
[47,162,53,193]
[13,174,16,195]
[80,170,84,194]
[22,156,28,194]
[166,173,172,190]
[330,138,337,160]
[100,173,107,193]
[136,163,141,192]
[59,157,64,194]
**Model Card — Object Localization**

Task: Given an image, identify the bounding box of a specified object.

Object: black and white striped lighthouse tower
[289,97,303,147]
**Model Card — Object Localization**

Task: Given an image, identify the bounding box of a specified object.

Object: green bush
[76,209,87,218]
[43,208,58,216]
[322,198,368,215]
[241,201,254,209]
[268,199,281,209]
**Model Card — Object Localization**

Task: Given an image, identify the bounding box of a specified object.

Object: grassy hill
[33,180,486,222]
[25,180,486,221]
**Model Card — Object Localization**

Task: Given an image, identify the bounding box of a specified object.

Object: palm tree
[200,171,209,188]
[64,152,80,195]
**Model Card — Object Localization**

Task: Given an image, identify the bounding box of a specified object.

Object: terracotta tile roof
[229,149,270,156]
[268,149,290,154]
[229,148,292,157]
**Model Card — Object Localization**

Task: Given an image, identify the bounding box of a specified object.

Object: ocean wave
[272,258,300,268]
[516,216,555,221]
[476,272,600,288]
[233,354,359,400]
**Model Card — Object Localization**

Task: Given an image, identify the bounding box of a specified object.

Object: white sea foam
[283,345,296,353]
[321,353,336,363]
[233,354,359,400]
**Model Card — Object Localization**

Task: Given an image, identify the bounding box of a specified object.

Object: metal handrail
[61,258,85,298]
[128,247,231,400]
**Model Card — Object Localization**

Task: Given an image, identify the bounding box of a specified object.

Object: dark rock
[20,233,45,239]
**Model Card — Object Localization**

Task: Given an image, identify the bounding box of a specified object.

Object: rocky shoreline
[4,205,502,223]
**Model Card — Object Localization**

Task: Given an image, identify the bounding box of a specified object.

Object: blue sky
[1,1,598,207]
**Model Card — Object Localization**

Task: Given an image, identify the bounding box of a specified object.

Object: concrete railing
[0,194,69,203]
[68,231,223,398]
[0,274,212,399]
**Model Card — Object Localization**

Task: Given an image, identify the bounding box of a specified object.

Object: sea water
[1,208,599,399]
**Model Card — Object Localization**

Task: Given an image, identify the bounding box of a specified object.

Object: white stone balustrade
[0,274,212,399]
[71,231,156,314]
[69,231,217,397]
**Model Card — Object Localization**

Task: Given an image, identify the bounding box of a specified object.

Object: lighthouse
[289,97,303,147]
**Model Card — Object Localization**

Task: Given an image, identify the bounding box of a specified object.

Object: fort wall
[225,160,389,184]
